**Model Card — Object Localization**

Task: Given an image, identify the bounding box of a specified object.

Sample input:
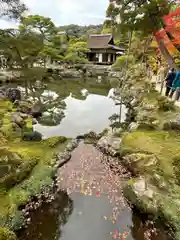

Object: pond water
[8,78,126,138]
[18,143,173,240]
[34,92,123,138]
[6,78,172,240]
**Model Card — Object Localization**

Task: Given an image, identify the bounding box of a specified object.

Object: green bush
[172,156,180,185]
[1,159,37,190]
[0,147,37,190]
[0,228,17,240]
[44,136,67,148]
[157,96,175,112]
[112,55,135,69]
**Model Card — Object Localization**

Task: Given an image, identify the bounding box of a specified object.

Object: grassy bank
[116,67,180,238]
[0,99,69,239]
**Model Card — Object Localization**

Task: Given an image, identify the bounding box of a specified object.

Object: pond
[18,143,173,240]
[8,78,126,138]
[5,78,172,240]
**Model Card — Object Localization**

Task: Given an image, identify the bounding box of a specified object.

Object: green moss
[121,130,180,237]
[0,135,68,233]
[157,96,175,112]
[0,133,8,147]
[123,153,157,175]
[8,164,54,205]
[0,114,14,139]
[0,147,37,191]
[23,118,33,132]
[0,228,17,240]
[0,101,13,117]
[123,180,159,216]
[43,136,67,148]
[124,179,180,238]
[122,130,180,178]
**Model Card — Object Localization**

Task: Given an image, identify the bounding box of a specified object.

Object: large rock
[31,103,42,118]
[16,100,32,114]
[7,88,21,102]
[97,133,121,156]
[163,115,180,131]
[128,122,139,132]
[123,177,180,237]
[123,177,158,213]
[22,131,42,141]
[142,103,156,111]
[0,87,7,100]
[123,153,157,175]
[11,112,25,128]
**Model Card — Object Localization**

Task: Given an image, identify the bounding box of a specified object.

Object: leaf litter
[57,143,131,238]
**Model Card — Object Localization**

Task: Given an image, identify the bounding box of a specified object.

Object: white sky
[0,0,109,28]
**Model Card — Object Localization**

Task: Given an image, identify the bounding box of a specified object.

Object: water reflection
[15,79,125,138]
[60,193,132,240]
[34,91,125,138]
[5,79,122,134]
[18,192,172,240]
[18,191,73,240]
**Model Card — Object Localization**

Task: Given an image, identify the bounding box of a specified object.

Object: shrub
[1,159,37,190]
[0,147,37,190]
[0,228,17,240]
[157,96,175,111]
[172,156,180,185]
[112,55,135,69]
[44,136,67,148]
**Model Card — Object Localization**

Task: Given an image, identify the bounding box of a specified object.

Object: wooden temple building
[87,34,124,65]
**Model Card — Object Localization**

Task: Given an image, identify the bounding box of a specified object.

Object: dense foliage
[107,0,179,68]
[0,0,27,19]
[0,15,93,68]
[58,24,102,36]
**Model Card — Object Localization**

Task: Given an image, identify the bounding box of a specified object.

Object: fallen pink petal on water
[95,192,101,197]
[113,233,117,239]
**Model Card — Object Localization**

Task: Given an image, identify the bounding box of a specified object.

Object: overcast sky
[0,0,109,28]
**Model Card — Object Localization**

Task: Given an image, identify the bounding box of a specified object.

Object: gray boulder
[16,100,32,114]
[163,116,180,131]
[128,122,139,132]
[97,133,121,156]
[31,104,42,118]
[0,87,6,100]
[11,112,25,128]
[19,113,28,119]
[32,118,38,125]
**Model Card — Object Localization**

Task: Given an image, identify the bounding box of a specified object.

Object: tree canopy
[107,0,178,68]
[0,0,27,19]
[0,14,92,68]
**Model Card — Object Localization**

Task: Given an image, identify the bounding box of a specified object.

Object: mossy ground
[0,100,69,237]
[120,71,180,238]
[122,130,180,178]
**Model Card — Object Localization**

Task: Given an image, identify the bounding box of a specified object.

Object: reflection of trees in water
[20,79,111,126]
[130,210,173,240]
[24,80,67,126]
[18,191,73,240]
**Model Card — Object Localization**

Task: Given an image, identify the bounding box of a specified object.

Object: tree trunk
[155,35,178,69]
